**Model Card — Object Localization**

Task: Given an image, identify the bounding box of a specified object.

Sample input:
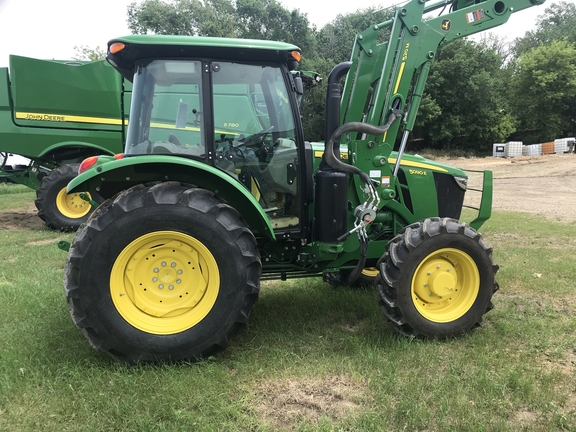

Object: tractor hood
[388,153,467,177]
[310,142,467,178]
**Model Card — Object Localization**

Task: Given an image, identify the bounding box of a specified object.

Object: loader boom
[341,0,544,136]
[320,0,544,237]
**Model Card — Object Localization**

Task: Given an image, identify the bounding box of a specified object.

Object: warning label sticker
[466,9,485,23]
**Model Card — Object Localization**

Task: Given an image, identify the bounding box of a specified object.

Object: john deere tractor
[0,56,128,230]
[63,0,545,363]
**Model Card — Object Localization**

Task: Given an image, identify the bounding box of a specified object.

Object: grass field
[0,185,575,431]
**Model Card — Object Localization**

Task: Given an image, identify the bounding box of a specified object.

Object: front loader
[63,0,545,363]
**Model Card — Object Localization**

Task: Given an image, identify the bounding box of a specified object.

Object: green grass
[0,205,575,431]
[0,183,36,211]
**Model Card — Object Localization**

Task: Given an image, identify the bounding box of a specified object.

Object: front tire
[377,218,498,339]
[65,182,261,363]
[35,164,96,231]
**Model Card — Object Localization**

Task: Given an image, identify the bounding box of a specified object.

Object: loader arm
[341,0,544,138]
[318,0,545,237]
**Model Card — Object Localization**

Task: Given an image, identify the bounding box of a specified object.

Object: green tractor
[63,0,545,363]
[0,56,128,230]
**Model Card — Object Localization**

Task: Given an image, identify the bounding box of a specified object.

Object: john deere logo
[441,19,451,32]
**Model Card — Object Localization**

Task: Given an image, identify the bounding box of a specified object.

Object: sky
[0,0,560,68]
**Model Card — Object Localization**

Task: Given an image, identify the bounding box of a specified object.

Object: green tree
[298,55,332,141]
[514,0,576,56]
[299,7,395,141]
[235,0,315,52]
[316,7,394,63]
[126,0,314,49]
[510,39,576,142]
[72,45,106,61]
[128,0,195,35]
[127,0,238,37]
[411,39,515,152]
[192,0,239,37]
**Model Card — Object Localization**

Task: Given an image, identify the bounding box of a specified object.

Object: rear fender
[38,141,117,160]
[67,155,276,239]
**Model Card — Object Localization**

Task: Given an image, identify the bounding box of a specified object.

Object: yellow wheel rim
[56,187,92,219]
[411,248,479,323]
[110,231,220,335]
[361,267,379,278]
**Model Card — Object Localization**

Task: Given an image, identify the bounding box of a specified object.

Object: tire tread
[376,217,498,339]
[65,182,261,364]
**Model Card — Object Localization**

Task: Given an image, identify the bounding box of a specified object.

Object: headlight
[454,176,468,190]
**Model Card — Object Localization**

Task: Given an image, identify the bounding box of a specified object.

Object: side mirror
[294,75,304,96]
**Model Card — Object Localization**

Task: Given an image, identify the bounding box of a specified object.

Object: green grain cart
[63,0,545,363]
[0,56,129,230]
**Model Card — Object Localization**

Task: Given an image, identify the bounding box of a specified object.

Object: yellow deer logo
[441,19,452,32]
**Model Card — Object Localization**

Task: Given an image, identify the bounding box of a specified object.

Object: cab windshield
[125,59,301,230]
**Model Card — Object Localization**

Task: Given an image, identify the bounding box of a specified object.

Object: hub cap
[110,231,220,334]
[411,248,479,323]
[362,267,379,278]
[56,187,91,218]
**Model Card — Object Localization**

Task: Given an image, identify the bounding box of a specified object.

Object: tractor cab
[110,36,307,231]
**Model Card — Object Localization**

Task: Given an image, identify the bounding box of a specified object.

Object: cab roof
[110,35,300,52]
[107,35,301,81]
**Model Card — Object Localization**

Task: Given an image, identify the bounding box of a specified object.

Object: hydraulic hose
[322,112,401,285]
[344,236,368,286]
[322,111,402,184]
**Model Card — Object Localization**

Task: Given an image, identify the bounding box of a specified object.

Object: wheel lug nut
[176,279,181,284]
[159,284,164,289]
[153,268,159,273]
[177,270,183,274]
[161,261,167,267]
[152,277,158,282]
[437,265,440,269]
[427,272,431,276]
[169,285,174,290]
[171,262,176,267]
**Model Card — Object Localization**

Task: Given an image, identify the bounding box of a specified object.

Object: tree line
[98,0,576,153]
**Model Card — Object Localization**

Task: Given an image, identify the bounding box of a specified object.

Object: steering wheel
[237,126,274,148]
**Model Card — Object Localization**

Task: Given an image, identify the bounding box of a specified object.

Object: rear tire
[65,182,261,363]
[377,218,498,338]
[35,164,96,231]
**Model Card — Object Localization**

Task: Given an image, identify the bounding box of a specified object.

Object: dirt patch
[25,239,57,246]
[538,352,576,377]
[512,409,538,427]
[0,211,45,230]
[551,296,575,315]
[513,410,538,425]
[0,204,45,231]
[436,154,576,222]
[254,375,368,429]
